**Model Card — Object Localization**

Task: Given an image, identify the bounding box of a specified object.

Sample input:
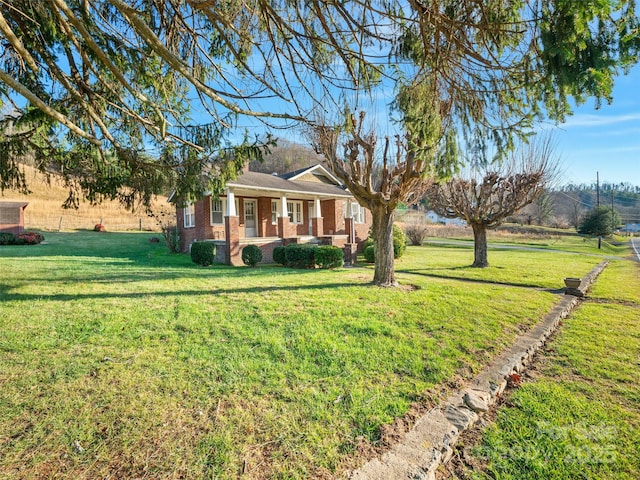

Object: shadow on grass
[0,280,364,303]
[397,268,562,292]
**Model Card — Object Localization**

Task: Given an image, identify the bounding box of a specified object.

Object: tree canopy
[0,0,638,217]
[0,0,390,206]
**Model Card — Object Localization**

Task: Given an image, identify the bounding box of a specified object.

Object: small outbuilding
[0,201,29,236]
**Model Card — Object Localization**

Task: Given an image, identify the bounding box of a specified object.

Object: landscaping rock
[444,405,478,431]
[463,392,489,413]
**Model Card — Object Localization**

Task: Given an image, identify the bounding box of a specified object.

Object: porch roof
[225,171,352,199]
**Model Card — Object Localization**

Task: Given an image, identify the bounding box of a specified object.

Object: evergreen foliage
[393,224,407,259]
[283,244,317,269]
[273,246,286,265]
[363,245,375,263]
[314,245,344,269]
[241,244,262,267]
[190,241,216,266]
[578,206,621,236]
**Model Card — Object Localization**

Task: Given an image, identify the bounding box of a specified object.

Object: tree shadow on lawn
[1,253,321,285]
[397,268,563,292]
[0,280,363,303]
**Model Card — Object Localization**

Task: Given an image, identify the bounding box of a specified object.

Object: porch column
[277,194,291,238]
[224,188,241,265]
[226,188,237,216]
[344,199,355,244]
[312,197,324,237]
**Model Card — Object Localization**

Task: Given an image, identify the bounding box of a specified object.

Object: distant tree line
[513,184,640,229]
[248,139,324,175]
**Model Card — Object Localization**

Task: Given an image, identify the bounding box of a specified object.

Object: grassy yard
[450,256,640,479]
[0,231,620,479]
[425,233,629,257]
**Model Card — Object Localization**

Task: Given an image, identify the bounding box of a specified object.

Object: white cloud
[562,112,640,128]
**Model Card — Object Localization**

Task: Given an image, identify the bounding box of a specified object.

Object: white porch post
[344,199,355,244]
[226,188,236,216]
[311,196,324,237]
[278,194,290,239]
[313,197,321,217]
[344,199,352,219]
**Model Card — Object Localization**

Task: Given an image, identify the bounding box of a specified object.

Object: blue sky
[551,63,640,187]
[234,62,640,189]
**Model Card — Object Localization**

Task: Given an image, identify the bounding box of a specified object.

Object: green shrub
[0,232,16,245]
[363,244,375,263]
[393,224,406,258]
[284,244,317,269]
[361,225,405,262]
[273,246,286,265]
[241,244,263,267]
[315,245,344,269]
[161,225,180,253]
[190,241,216,266]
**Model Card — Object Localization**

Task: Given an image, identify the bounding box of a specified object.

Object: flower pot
[564,277,581,289]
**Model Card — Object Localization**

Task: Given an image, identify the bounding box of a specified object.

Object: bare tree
[516,190,554,225]
[427,138,560,267]
[312,111,438,286]
[563,194,586,230]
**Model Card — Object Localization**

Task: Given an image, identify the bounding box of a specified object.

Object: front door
[308,202,314,235]
[244,199,257,237]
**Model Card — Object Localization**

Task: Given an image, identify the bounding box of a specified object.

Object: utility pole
[597,172,601,249]
[611,190,615,232]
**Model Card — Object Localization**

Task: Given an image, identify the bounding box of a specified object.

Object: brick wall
[177,197,225,252]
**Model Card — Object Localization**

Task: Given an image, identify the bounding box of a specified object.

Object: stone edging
[347,260,609,480]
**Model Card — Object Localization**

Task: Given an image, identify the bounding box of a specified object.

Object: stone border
[347,261,609,480]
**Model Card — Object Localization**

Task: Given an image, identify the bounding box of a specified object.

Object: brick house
[0,201,29,236]
[172,164,372,265]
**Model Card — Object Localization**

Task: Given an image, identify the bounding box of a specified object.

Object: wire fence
[24,213,161,232]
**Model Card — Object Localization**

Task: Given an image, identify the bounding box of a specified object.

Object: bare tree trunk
[471,223,489,268]
[371,205,397,286]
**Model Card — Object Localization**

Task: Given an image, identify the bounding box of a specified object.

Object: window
[287,201,303,224]
[352,203,366,224]
[210,198,223,225]
[184,203,195,228]
[271,200,278,224]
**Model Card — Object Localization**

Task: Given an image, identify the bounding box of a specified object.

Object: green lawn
[0,231,618,479]
[425,233,629,257]
[455,256,640,480]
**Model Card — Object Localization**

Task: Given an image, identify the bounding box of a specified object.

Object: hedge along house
[172,164,372,266]
[0,201,29,236]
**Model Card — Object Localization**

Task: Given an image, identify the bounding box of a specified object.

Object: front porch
[222,207,358,265]
[211,234,352,265]
[175,165,372,265]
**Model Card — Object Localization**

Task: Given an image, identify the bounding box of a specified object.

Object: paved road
[632,237,640,262]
